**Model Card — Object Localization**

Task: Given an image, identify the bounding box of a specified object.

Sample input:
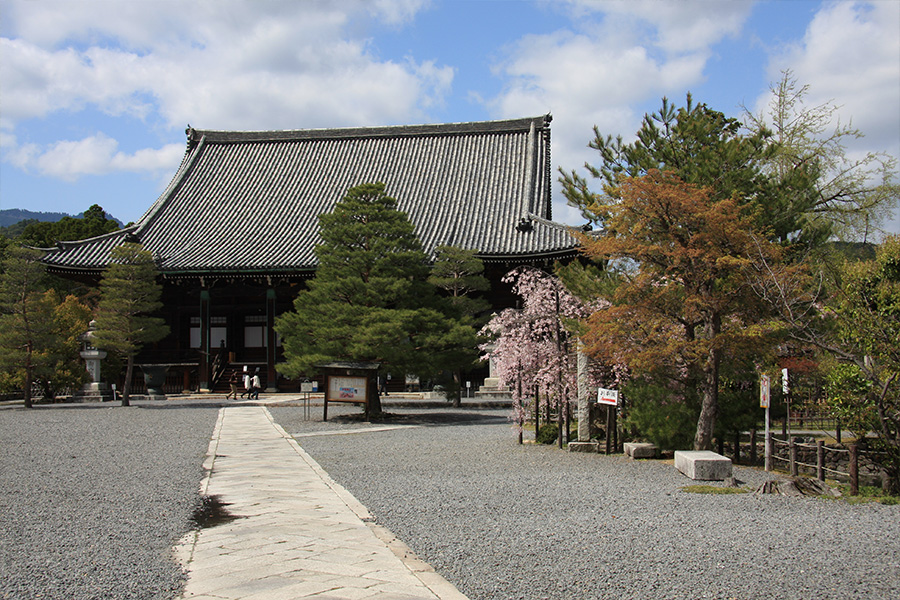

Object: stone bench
[674,450,733,481]
[624,442,658,459]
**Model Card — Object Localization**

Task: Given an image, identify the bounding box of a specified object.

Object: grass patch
[681,485,749,495]
[832,484,900,505]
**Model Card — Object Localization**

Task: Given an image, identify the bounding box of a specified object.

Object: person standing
[250,369,261,400]
[226,371,239,400]
[241,366,251,399]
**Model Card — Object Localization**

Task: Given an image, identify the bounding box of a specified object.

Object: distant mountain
[0,208,72,228]
[0,208,123,228]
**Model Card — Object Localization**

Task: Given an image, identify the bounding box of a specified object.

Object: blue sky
[1,0,898,235]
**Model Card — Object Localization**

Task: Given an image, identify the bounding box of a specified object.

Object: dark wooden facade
[42,116,581,392]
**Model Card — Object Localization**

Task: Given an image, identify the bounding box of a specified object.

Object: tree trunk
[122,356,133,407]
[23,352,33,409]
[693,313,722,451]
[452,369,462,408]
[369,375,383,417]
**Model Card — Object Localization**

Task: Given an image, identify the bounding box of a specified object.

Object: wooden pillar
[750,429,758,465]
[605,405,612,455]
[199,288,210,391]
[265,288,278,392]
[789,436,798,476]
[849,444,859,496]
[817,440,825,482]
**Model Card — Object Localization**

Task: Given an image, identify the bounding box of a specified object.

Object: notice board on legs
[317,361,379,422]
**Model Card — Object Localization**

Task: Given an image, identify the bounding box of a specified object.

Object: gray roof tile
[42,116,580,275]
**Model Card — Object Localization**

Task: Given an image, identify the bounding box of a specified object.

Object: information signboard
[327,375,367,403]
[760,374,770,408]
[597,387,618,406]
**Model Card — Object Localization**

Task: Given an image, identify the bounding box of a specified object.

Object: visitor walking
[226,371,239,400]
[241,366,251,399]
[250,369,261,399]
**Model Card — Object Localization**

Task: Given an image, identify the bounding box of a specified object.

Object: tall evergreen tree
[428,245,489,405]
[0,247,55,408]
[561,94,823,248]
[276,183,462,415]
[92,243,168,406]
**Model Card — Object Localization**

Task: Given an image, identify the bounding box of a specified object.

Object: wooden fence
[717,431,888,496]
[770,436,864,495]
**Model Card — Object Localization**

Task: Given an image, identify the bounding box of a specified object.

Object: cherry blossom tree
[480,266,597,445]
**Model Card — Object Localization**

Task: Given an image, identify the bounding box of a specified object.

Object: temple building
[40,115,582,393]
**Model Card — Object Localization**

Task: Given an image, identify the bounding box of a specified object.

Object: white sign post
[761,374,771,471]
[597,388,619,455]
[597,388,618,406]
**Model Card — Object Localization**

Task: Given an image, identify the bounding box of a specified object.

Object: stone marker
[674,450,733,481]
[624,442,658,459]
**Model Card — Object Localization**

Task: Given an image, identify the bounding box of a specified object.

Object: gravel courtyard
[272,405,900,600]
[1,402,897,600]
[0,403,218,600]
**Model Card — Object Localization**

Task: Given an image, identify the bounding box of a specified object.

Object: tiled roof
[41,116,580,276]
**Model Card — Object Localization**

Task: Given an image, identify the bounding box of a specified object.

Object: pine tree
[92,243,168,406]
[428,245,489,405]
[276,183,462,415]
[0,247,56,408]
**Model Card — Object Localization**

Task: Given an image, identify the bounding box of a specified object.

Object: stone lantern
[76,320,113,402]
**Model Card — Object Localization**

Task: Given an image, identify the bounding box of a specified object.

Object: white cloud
[761,2,900,151]
[0,0,450,203]
[5,133,184,182]
[488,1,754,224]
[0,0,450,133]
[557,0,752,53]
[758,1,900,236]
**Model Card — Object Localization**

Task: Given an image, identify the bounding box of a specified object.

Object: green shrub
[535,422,559,445]
[622,380,698,450]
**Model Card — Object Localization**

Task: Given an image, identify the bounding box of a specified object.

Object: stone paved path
[176,405,468,600]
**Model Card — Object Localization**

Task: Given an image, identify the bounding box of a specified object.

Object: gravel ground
[0,402,219,600]
[272,405,900,600]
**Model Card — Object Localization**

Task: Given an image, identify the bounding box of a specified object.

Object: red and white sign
[597,387,618,406]
[760,374,770,408]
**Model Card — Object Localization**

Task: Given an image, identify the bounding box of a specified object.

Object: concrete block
[674,450,733,481]
[624,442,658,459]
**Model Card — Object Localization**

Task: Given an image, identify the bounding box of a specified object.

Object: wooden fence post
[789,437,798,477]
[750,429,757,465]
[849,444,859,496]
[816,439,825,482]
[836,419,841,444]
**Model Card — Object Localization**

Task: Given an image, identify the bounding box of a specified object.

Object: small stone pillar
[475,344,511,399]
[576,342,591,442]
[76,320,113,402]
